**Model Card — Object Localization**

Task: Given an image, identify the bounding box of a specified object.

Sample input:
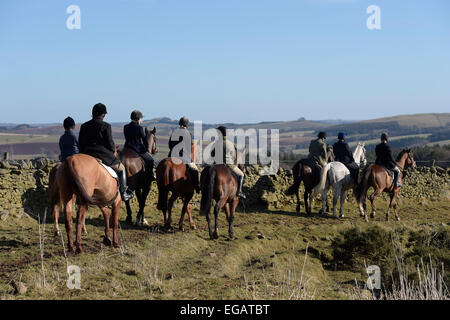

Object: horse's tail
[66,157,105,206]
[356,165,371,205]
[156,162,171,211]
[200,166,216,216]
[286,161,302,195]
[313,163,330,197]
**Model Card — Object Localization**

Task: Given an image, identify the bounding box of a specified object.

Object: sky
[0,0,449,124]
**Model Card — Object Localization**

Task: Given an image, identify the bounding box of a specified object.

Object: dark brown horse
[120,127,158,226]
[155,141,199,231]
[56,153,122,253]
[199,164,245,240]
[357,148,416,221]
[286,149,334,215]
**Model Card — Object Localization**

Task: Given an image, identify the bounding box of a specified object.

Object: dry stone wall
[0,158,449,220]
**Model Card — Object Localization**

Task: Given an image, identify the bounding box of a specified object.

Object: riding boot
[237,176,246,199]
[393,170,402,187]
[147,159,156,181]
[118,170,134,201]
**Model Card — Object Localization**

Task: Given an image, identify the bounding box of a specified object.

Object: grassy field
[1,196,449,300]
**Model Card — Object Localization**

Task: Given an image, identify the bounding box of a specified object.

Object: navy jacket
[333,140,354,165]
[78,118,118,166]
[59,130,79,162]
[375,142,397,169]
[124,121,148,154]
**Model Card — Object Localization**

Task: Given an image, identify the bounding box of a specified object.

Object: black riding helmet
[381,132,389,141]
[63,116,75,130]
[131,110,144,121]
[318,131,326,139]
[92,103,107,118]
[179,116,189,127]
[217,126,227,137]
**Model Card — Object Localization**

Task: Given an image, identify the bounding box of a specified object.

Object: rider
[78,103,134,201]
[206,126,246,199]
[59,116,79,162]
[123,110,156,181]
[375,132,401,187]
[168,117,201,193]
[307,131,328,169]
[333,132,360,184]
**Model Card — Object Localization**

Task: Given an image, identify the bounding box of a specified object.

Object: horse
[199,164,245,240]
[312,142,367,218]
[286,148,335,215]
[155,141,199,231]
[55,153,122,253]
[357,148,416,222]
[120,127,158,226]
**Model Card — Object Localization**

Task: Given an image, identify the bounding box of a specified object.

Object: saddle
[379,165,394,178]
[99,162,118,179]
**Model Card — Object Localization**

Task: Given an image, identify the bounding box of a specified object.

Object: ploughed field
[0,163,449,299]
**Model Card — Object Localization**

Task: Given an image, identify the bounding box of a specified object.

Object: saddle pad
[100,163,118,179]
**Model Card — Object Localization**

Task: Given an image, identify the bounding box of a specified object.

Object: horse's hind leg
[369,188,382,219]
[187,204,196,230]
[179,201,187,231]
[64,198,75,252]
[111,197,121,248]
[125,200,133,224]
[339,188,346,218]
[304,190,310,215]
[213,198,226,239]
[138,187,150,226]
[166,192,178,230]
[387,193,399,222]
[75,204,87,253]
[100,206,112,246]
[227,198,239,239]
[295,187,301,213]
[52,202,60,237]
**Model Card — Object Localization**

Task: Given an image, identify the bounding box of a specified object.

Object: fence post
[3,152,9,161]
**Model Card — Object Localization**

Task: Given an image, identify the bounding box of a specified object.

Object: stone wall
[0,158,449,220]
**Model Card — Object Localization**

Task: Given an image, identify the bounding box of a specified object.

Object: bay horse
[56,153,122,253]
[313,142,367,218]
[120,127,158,226]
[357,148,416,222]
[286,148,335,215]
[155,141,199,231]
[199,164,245,240]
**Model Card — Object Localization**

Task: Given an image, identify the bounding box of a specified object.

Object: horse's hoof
[296,205,301,213]
[396,217,400,221]
[142,219,150,227]
[75,247,83,254]
[82,228,88,236]
[190,225,197,230]
[113,242,120,248]
[54,230,61,237]
[333,215,339,219]
[179,225,185,232]
[213,231,219,239]
[68,245,75,253]
[370,213,375,219]
[103,237,112,246]
[125,216,133,224]
[339,214,344,218]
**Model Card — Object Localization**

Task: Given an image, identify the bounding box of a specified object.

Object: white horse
[313,142,367,218]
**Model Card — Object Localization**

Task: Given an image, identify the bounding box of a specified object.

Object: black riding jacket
[375,142,397,170]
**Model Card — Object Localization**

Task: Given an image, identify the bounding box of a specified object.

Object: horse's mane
[396,148,411,162]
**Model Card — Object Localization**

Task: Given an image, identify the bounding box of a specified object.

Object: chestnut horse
[286,149,335,215]
[56,153,122,253]
[120,127,158,226]
[155,141,199,231]
[199,164,245,240]
[357,148,416,222]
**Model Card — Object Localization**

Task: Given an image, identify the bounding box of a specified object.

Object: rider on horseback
[168,117,201,193]
[375,132,401,187]
[78,103,135,201]
[308,131,328,170]
[59,116,79,162]
[333,132,360,184]
[206,126,246,199]
[123,110,156,181]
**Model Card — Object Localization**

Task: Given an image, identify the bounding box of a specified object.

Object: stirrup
[121,190,134,201]
[237,192,246,199]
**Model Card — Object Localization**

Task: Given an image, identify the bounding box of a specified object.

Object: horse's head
[145,126,158,155]
[355,142,367,167]
[397,148,416,170]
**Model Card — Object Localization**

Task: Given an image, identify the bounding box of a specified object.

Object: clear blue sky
[1,0,449,124]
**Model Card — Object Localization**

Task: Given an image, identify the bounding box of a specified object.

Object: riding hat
[131,110,144,121]
[338,132,346,140]
[63,116,75,130]
[217,126,227,137]
[92,103,107,118]
[381,132,389,141]
[318,131,327,139]
[179,117,189,127]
